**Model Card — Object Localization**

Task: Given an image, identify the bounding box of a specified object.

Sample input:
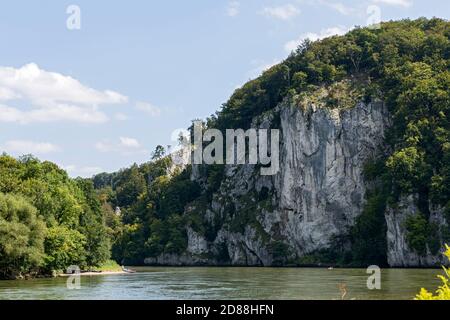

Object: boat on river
[121,266,137,273]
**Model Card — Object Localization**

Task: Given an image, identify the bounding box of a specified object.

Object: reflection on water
[0,267,443,300]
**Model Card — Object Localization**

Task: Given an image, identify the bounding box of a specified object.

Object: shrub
[416,244,450,300]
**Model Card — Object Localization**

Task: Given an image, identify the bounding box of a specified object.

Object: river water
[0,267,443,300]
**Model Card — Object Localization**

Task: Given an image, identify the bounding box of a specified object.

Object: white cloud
[95,137,147,156]
[119,137,141,148]
[64,165,104,178]
[373,0,412,7]
[284,26,350,52]
[226,1,240,17]
[135,101,161,117]
[0,87,19,100]
[1,140,60,155]
[0,63,128,124]
[319,1,356,15]
[260,4,300,20]
[0,104,108,124]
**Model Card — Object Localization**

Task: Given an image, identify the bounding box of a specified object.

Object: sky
[0,0,448,177]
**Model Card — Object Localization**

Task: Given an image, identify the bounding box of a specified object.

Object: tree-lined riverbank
[0,155,111,279]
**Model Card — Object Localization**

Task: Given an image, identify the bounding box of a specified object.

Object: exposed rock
[187,226,208,255]
[144,253,212,266]
[272,100,389,255]
[145,97,447,267]
[386,195,448,267]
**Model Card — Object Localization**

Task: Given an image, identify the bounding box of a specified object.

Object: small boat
[122,266,137,273]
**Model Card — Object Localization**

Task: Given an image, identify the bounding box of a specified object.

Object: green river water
[0,267,444,300]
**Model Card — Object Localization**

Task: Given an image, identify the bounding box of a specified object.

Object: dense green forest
[92,150,202,265]
[0,155,110,279]
[1,18,449,275]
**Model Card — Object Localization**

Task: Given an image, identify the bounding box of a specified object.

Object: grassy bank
[89,260,123,272]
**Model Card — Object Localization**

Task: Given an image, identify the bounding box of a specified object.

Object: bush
[416,244,450,300]
[405,214,441,256]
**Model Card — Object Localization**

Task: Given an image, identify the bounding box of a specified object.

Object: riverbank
[0,260,128,280]
[58,260,130,277]
[58,271,127,277]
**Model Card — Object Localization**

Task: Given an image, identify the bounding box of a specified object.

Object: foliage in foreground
[416,245,450,300]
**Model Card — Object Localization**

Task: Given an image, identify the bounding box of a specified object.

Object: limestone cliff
[144,96,448,267]
[386,195,448,267]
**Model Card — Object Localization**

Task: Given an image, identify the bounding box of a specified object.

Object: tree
[0,193,46,279]
[292,71,308,91]
[44,226,86,271]
[152,145,166,160]
[75,178,111,267]
[112,223,146,265]
[114,165,146,207]
[386,147,427,194]
[79,211,111,268]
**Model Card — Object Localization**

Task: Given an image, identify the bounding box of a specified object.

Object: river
[0,267,443,300]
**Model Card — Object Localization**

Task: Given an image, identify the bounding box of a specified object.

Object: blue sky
[0,0,448,177]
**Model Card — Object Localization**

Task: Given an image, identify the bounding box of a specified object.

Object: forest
[0,155,110,279]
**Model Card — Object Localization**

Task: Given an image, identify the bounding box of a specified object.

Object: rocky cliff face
[273,100,388,256]
[144,97,447,267]
[386,195,447,267]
